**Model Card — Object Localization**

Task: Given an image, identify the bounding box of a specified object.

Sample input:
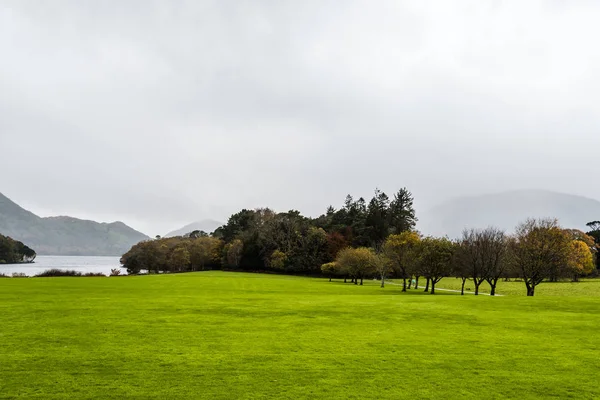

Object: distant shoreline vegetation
[0,234,36,264]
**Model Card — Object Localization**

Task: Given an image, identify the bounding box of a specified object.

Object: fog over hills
[418,190,600,239]
[165,220,224,238]
[0,192,149,256]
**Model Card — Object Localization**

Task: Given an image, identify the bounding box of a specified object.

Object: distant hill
[419,190,600,239]
[0,192,149,256]
[165,220,223,237]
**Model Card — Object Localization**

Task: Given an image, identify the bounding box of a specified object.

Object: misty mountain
[165,220,223,237]
[0,192,149,256]
[419,190,600,239]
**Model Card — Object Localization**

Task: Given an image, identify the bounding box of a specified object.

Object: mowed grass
[0,273,598,399]
[412,277,600,297]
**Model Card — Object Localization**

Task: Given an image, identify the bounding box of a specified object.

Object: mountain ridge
[0,192,149,256]
[419,189,600,239]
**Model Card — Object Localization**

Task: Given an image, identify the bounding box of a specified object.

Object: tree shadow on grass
[320,279,459,296]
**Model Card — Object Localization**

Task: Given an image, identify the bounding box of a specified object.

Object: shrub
[83,272,106,277]
[35,269,82,277]
[110,269,121,276]
[12,272,28,278]
[0,272,9,278]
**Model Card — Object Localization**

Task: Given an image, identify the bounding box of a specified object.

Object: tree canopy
[0,234,36,264]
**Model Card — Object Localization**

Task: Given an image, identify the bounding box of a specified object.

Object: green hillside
[0,272,598,399]
[0,192,148,256]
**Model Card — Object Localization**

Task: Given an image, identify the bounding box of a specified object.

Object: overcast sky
[2,0,600,236]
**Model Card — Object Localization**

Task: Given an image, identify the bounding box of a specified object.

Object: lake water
[0,255,125,277]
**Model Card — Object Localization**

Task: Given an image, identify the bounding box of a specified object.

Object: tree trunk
[490,285,496,296]
[344,277,347,283]
[415,276,419,290]
[525,281,535,296]
[329,277,332,282]
[354,278,358,285]
[461,277,466,295]
[380,276,385,288]
[474,281,480,295]
[360,277,363,285]
[402,277,407,292]
[424,278,430,292]
[430,281,435,294]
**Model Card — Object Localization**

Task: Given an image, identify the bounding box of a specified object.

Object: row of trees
[120,234,223,274]
[0,234,36,264]
[121,188,418,275]
[121,187,599,297]
[323,219,596,296]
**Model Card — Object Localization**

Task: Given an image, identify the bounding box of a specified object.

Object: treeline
[0,234,36,264]
[324,219,597,296]
[120,188,600,297]
[121,188,417,275]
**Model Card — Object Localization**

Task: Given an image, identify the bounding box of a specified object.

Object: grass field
[1,272,599,399]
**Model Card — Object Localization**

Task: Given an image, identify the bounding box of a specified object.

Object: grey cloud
[2,0,600,235]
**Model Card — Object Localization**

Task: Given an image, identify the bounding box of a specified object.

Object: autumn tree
[269,249,287,271]
[335,247,377,285]
[189,237,222,271]
[321,262,338,282]
[563,229,596,280]
[416,237,456,294]
[169,245,191,271]
[224,239,243,269]
[585,221,600,271]
[510,218,573,296]
[325,232,347,261]
[568,240,594,281]
[382,232,420,291]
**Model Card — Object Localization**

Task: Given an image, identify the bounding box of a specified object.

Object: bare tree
[374,253,393,288]
[452,251,470,295]
[480,227,508,296]
[455,228,508,296]
[458,229,487,295]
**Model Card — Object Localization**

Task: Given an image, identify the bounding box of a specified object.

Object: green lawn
[0,272,598,399]
[406,276,600,297]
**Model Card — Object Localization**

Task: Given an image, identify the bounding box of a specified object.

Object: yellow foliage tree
[382,231,420,291]
[335,247,377,285]
[269,250,287,271]
[321,262,338,282]
[569,240,595,281]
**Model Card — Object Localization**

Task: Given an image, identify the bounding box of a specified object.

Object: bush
[12,272,28,278]
[0,272,9,278]
[83,272,106,277]
[110,269,121,276]
[35,269,82,277]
